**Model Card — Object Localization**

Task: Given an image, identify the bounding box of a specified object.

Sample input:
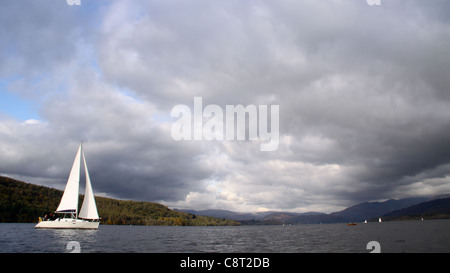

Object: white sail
[79,151,99,220]
[56,145,81,214]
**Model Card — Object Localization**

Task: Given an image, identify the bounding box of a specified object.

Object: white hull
[35,218,99,229]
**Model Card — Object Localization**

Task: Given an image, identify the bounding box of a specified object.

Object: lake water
[1,219,450,253]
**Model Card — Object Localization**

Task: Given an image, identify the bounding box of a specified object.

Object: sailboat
[35,144,100,229]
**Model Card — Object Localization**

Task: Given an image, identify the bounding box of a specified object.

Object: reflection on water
[2,219,450,253]
[0,224,99,253]
[45,229,98,253]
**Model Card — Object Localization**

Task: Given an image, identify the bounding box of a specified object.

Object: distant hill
[176,209,264,221]
[285,197,450,223]
[0,175,239,226]
[330,197,428,222]
[177,209,324,223]
[180,196,450,224]
[382,197,450,220]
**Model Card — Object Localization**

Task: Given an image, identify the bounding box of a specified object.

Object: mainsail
[56,145,82,214]
[55,144,99,220]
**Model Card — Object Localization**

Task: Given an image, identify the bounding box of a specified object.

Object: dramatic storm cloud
[1,0,450,213]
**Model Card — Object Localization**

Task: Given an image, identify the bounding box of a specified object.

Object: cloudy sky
[1,0,450,213]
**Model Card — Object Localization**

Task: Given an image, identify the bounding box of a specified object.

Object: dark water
[1,219,450,253]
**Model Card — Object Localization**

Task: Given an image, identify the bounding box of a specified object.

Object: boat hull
[35,218,99,229]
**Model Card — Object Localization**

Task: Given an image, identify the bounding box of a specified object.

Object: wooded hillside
[0,175,239,226]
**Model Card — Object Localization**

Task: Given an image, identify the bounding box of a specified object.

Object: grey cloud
[1,0,450,212]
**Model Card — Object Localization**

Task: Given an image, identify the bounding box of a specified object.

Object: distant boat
[347,223,357,226]
[35,144,100,229]
[364,220,367,224]
[378,217,382,223]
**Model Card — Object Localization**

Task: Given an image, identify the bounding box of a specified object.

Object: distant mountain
[180,197,438,224]
[286,197,450,223]
[178,209,326,223]
[176,209,263,221]
[382,197,450,220]
[263,211,324,222]
[330,197,428,222]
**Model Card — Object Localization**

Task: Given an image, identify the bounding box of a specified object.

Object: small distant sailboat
[378,217,382,223]
[35,144,100,229]
[364,220,367,224]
